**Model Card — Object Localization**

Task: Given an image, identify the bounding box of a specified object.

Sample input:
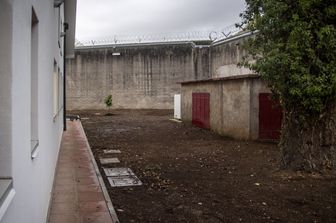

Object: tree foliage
[240,0,336,118]
[240,0,336,171]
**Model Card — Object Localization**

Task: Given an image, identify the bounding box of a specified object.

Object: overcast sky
[76,0,246,41]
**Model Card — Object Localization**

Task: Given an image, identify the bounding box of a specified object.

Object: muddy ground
[75,109,336,223]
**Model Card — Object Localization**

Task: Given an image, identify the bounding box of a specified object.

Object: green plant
[239,0,336,171]
[104,94,113,110]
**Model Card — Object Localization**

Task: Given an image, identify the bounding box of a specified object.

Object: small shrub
[104,95,113,110]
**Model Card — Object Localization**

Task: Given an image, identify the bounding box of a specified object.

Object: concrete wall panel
[67,34,259,110]
[181,82,222,134]
[210,35,253,78]
[221,79,251,139]
[182,77,269,140]
[67,44,211,110]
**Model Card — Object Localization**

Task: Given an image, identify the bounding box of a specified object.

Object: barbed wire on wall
[75,24,242,47]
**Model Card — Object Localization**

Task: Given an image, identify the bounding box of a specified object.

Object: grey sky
[76,0,246,40]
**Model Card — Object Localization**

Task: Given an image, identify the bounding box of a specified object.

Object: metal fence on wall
[75,24,243,47]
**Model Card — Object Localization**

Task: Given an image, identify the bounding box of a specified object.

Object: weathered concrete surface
[67,43,211,110]
[180,33,272,140]
[67,33,256,110]
[181,76,270,140]
[210,33,254,78]
[183,81,222,133]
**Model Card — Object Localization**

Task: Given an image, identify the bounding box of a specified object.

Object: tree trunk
[280,102,336,171]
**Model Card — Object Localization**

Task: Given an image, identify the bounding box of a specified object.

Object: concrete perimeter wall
[181,76,270,140]
[67,32,257,110]
[210,33,254,78]
[67,43,210,109]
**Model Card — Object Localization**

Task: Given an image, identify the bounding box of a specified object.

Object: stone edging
[78,121,120,223]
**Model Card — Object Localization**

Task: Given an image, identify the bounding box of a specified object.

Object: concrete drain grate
[103,168,135,177]
[107,175,142,187]
[103,149,121,154]
[100,158,120,165]
[103,168,142,187]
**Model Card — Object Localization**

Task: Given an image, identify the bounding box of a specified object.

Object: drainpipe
[62,22,69,131]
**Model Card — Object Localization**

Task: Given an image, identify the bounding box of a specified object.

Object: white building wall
[1,0,66,222]
[0,0,13,178]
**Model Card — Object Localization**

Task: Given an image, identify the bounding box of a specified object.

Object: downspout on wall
[62,22,69,131]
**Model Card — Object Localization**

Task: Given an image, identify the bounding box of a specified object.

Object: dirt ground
[74,109,336,223]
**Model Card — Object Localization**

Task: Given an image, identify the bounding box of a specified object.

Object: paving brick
[79,201,108,212]
[76,176,100,186]
[53,193,76,203]
[78,192,105,202]
[48,121,115,223]
[54,184,76,192]
[50,202,78,214]
[49,214,79,223]
[81,212,114,223]
[77,185,102,192]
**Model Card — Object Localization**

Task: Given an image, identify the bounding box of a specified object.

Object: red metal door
[192,93,210,129]
[259,93,283,140]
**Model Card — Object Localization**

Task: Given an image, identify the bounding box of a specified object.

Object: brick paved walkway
[48,121,117,223]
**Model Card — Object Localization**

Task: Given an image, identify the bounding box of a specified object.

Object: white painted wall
[0,0,13,178]
[1,0,69,222]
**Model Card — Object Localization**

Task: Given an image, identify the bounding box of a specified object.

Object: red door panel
[259,93,283,140]
[192,93,210,129]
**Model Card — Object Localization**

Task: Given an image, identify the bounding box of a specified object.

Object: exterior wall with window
[0,0,76,223]
[0,1,14,218]
[53,62,64,119]
[0,0,12,179]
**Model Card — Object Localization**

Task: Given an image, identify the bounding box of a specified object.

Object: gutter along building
[0,0,77,222]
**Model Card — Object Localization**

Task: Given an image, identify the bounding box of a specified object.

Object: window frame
[53,61,63,121]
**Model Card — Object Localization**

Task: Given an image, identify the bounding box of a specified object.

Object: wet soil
[75,109,336,223]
